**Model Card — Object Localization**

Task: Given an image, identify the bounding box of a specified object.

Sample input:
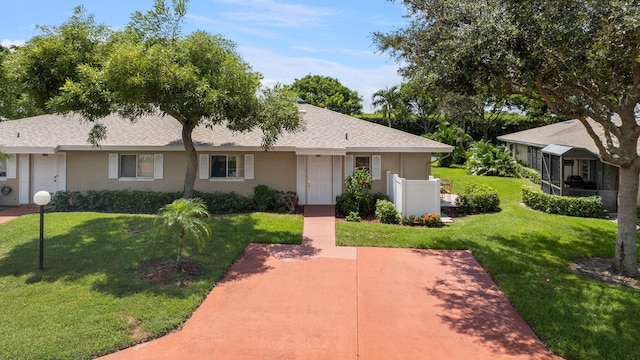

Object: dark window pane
[355,156,370,170]
[211,155,227,178]
[121,155,137,177]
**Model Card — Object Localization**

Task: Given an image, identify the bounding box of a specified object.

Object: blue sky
[0,0,408,112]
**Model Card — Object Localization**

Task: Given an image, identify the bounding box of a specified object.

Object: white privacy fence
[386,171,441,217]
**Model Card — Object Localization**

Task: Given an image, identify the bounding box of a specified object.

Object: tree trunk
[181,122,197,199]
[613,165,639,277]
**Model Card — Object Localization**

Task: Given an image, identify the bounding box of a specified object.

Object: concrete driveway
[99,205,561,359]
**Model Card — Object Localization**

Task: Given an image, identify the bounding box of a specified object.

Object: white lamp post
[33,191,51,271]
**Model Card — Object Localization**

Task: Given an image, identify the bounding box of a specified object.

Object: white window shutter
[344,155,354,179]
[7,154,17,179]
[244,154,254,180]
[296,155,306,205]
[153,154,164,179]
[57,152,66,191]
[199,154,210,179]
[372,155,382,180]
[108,154,118,179]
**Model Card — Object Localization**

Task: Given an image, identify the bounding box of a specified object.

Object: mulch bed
[137,258,204,286]
[571,258,640,290]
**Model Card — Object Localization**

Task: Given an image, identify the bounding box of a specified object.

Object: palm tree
[371,85,402,127]
[155,198,211,270]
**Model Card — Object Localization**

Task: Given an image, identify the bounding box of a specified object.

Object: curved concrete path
[0,205,39,224]
[98,205,561,359]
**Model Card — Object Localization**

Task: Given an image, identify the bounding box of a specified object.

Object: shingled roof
[0,103,453,154]
[496,117,630,155]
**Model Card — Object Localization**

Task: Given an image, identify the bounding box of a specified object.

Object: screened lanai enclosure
[541,144,619,211]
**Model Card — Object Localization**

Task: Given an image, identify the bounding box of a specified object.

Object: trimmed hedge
[51,187,297,215]
[455,184,501,214]
[51,190,182,214]
[522,187,604,218]
[516,164,541,185]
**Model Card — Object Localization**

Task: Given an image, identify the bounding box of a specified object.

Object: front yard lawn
[337,166,640,360]
[0,212,302,359]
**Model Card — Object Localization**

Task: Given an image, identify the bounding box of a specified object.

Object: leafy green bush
[402,213,445,227]
[455,184,500,214]
[466,141,517,177]
[522,187,604,218]
[346,211,361,222]
[375,199,400,224]
[51,190,182,213]
[253,184,276,211]
[51,190,256,214]
[515,163,541,184]
[425,122,472,167]
[193,191,252,214]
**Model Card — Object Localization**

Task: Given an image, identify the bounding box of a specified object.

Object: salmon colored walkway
[0,205,39,224]
[93,205,561,359]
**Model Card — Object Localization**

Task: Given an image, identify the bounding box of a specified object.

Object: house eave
[0,146,57,154]
[496,137,548,149]
[295,147,347,156]
[347,146,454,153]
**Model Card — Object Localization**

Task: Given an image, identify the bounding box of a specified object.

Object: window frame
[355,155,371,171]
[109,153,163,181]
[210,154,244,180]
[0,157,7,179]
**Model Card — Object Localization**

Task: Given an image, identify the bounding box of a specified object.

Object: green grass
[338,166,640,360]
[0,212,302,359]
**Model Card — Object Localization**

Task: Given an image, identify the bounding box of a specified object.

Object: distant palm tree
[155,198,211,270]
[372,85,402,127]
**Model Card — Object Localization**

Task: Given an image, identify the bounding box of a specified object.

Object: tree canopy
[10,0,303,198]
[375,0,640,277]
[0,45,42,120]
[290,74,362,115]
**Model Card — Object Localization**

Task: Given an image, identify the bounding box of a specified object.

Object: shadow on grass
[0,213,301,298]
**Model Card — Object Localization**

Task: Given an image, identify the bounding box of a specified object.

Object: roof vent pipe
[345,133,348,140]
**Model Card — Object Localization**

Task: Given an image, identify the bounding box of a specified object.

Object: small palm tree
[372,85,402,127]
[155,198,211,270]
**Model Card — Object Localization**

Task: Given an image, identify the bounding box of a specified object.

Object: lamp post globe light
[33,190,51,271]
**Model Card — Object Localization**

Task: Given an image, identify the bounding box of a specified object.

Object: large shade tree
[290,74,362,115]
[11,0,303,198]
[375,0,640,276]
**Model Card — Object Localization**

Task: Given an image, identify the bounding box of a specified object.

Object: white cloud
[212,0,337,28]
[1,39,26,48]
[240,47,402,112]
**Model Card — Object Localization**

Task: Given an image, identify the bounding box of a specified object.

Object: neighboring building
[0,103,453,208]
[497,118,622,211]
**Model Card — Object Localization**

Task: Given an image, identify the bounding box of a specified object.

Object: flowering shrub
[402,213,444,227]
[336,168,381,217]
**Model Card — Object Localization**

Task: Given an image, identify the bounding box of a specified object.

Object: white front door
[32,153,66,199]
[307,155,333,204]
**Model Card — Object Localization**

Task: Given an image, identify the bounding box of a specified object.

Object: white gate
[386,171,440,217]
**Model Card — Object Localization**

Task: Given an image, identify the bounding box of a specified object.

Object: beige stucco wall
[194,151,297,197]
[344,152,431,194]
[65,150,297,198]
[0,150,432,207]
[66,151,186,193]
[512,144,529,164]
